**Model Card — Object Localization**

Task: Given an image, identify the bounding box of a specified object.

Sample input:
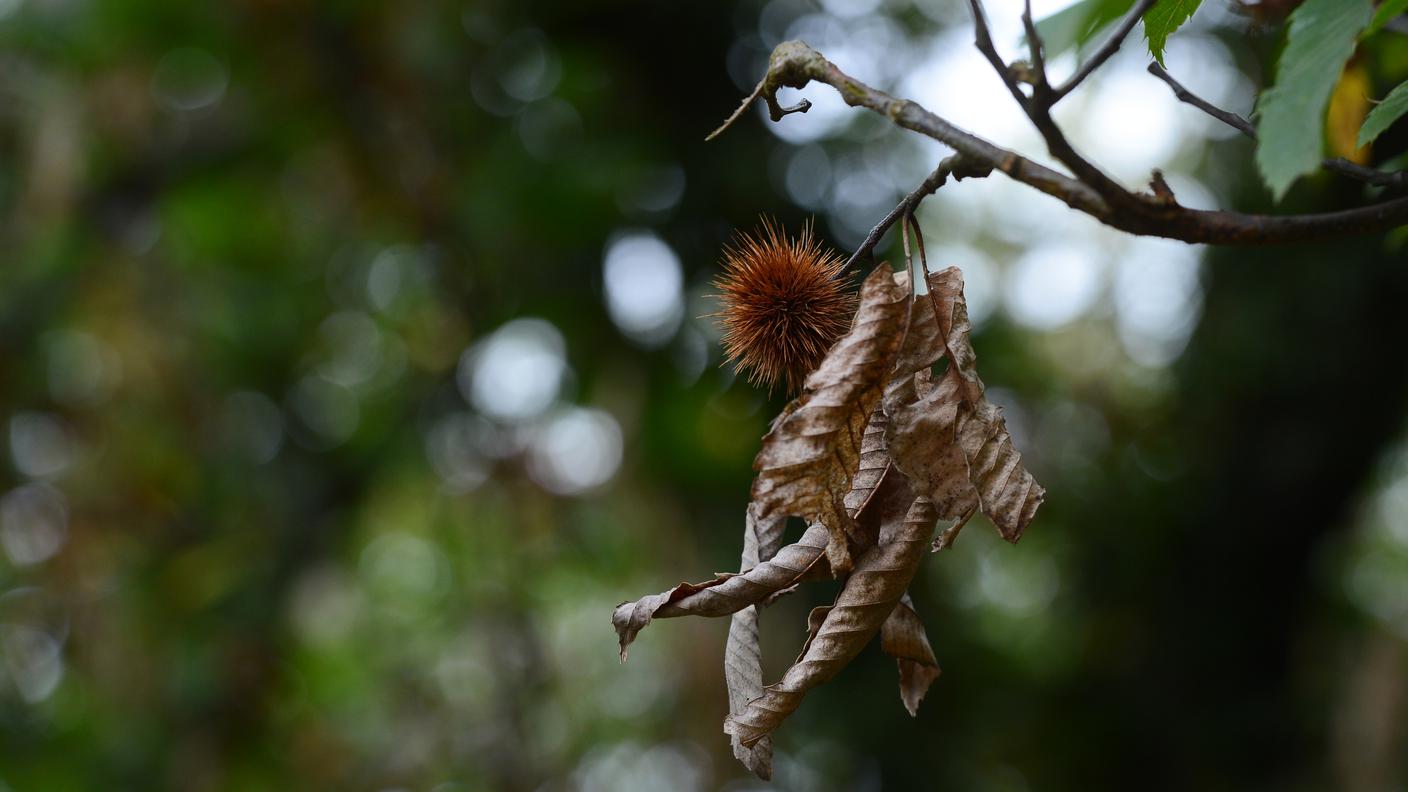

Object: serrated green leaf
[1033,0,1136,60]
[1358,80,1408,148]
[1365,0,1408,37]
[1254,0,1373,201]
[1142,0,1202,67]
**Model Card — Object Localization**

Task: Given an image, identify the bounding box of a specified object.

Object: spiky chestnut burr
[713,220,857,395]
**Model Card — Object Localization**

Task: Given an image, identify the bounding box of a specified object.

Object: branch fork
[708,2,1408,245]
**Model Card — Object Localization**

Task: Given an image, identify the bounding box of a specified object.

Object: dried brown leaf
[611,524,831,658]
[795,587,938,719]
[889,287,946,382]
[923,267,983,403]
[796,604,833,661]
[723,501,787,778]
[723,491,939,748]
[843,407,892,528]
[884,267,1044,542]
[752,264,910,575]
[725,420,897,780]
[614,434,905,666]
[880,592,940,716]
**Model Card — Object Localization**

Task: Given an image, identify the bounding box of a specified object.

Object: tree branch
[965,0,1030,106]
[1050,0,1157,103]
[843,155,991,274]
[1147,61,1256,137]
[1147,62,1408,190]
[967,0,1147,213]
[1021,0,1048,91]
[712,40,1408,245]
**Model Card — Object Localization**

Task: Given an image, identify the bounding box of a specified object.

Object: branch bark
[967,0,1149,213]
[1050,0,1157,102]
[842,154,991,274]
[1147,62,1408,190]
[717,39,1408,245]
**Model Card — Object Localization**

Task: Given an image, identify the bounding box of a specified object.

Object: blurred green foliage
[0,1,1407,791]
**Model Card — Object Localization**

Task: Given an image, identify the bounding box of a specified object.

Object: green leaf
[1254,0,1373,201]
[1358,80,1408,148]
[1142,0,1202,67]
[1033,0,1136,60]
[1365,0,1408,37]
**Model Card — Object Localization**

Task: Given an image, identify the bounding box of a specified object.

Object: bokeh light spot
[9,412,75,479]
[43,329,121,407]
[527,407,623,496]
[0,483,68,566]
[1114,238,1204,367]
[425,413,491,493]
[602,232,684,348]
[1004,245,1105,330]
[151,47,228,111]
[0,623,64,703]
[289,376,360,448]
[458,318,567,423]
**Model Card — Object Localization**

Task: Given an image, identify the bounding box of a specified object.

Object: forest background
[1,0,1407,789]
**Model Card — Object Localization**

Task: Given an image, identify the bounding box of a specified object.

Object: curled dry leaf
[723,500,787,778]
[794,594,940,719]
[880,592,941,716]
[613,261,1044,778]
[613,425,906,664]
[752,264,910,575]
[726,416,894,780]
[843,407,893,537]
[611,523,831,658]
[724,488,939,748]
[797,589,938,717]
[797,604,833,661]
[884,267,1044,542]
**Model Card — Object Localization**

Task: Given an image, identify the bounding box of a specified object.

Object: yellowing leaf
[1327,63,1372,164]
[1254,0,1373,200]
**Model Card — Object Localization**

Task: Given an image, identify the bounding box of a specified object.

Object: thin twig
[710,39,1408,244]
[707,77,767,142]
[1323,159,1408,189]
[910,209,928,275]
[1021,0,1047,91]
[1051,0,1157,103]
[968,0,1141,211]
[1147,62,1408,190]
[842,155,990,274]
[900,212,912,270]
[1147,62,1255,137]
[705,63,813,141]
[966,0,1030,108]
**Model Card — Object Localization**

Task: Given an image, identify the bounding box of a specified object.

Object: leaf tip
[1147,41,1167,69]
